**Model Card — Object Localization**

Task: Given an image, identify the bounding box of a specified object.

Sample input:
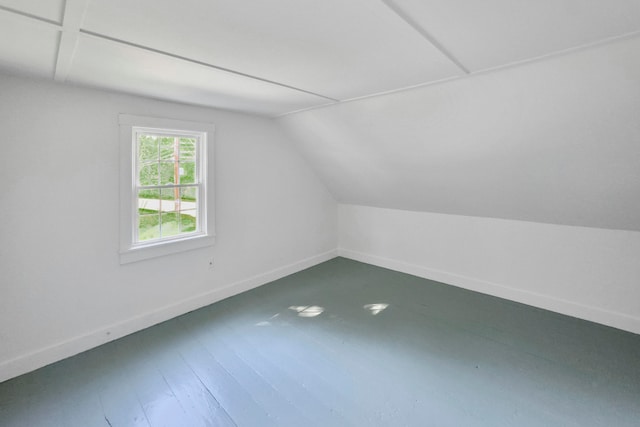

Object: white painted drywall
[279,34,640,231]
[0,74,338,381]
[339,204,640,334]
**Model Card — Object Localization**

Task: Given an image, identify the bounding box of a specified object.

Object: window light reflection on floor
[255,313,280,327]
[363,303,389,315]
[288,305,325,317]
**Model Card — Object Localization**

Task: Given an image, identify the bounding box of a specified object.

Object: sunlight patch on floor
[364,303,388,315]
[288,305,325,317]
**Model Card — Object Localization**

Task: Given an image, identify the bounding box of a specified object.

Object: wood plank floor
[1,258,639,426]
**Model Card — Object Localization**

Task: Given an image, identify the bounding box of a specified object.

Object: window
[119,115,215,263]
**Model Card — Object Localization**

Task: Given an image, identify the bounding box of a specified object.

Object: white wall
[339,204,640,334]
[0,74,338,381]
[279,35,640,231]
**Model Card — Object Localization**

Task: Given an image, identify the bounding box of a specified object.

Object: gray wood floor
[1,258,639,426]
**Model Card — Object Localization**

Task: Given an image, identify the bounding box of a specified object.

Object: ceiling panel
[0,13,59,78]
[82,0,462,101]
[391,0,640,71]
[67,35,331,117]
[0,0,65,23]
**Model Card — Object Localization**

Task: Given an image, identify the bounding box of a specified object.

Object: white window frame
[119,114,215,264]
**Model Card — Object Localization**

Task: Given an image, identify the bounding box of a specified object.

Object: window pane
[138,188,161,211]
[179,138,196,161]
[138,134,158,162]
[159,162,177,185]
[160,212,181,238]
[159,136,177,161]
[160,188,179,224]
[179,187,197,234]
[138,188,161,241]
[138,163,159,186]
[180,186,197,202]
[159,188,181,238]
[180,210,197,233]
[138,210,160,241]
[179,162,196,184]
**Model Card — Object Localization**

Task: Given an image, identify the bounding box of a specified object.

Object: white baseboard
[338,248,640,335]
[0,249,338,383]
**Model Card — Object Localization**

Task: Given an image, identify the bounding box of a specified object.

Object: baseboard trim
[0,249,338,383]
[338,248,640,335]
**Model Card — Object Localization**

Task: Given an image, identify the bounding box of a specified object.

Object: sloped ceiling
[279,35,640,231]
[0,0,639,116]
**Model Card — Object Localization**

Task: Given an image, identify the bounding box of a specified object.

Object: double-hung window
[119,115,215,263]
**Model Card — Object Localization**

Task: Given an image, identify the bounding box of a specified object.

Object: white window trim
[119,114,215,264]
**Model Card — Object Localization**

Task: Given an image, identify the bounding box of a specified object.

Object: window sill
[119,234,215,264]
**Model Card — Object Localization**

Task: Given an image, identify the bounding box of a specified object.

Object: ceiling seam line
[334,76,461,104]
[78,29,339,102]
[471,29,640,75]
[54,31,80,82]
[272,101,340,118]
[275,77,460,118]
[0,5,62,29]
[54,0,91,82]
[277,29,640,118]
[380,0,470,74]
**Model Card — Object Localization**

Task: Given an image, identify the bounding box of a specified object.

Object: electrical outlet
[208,258,214,270]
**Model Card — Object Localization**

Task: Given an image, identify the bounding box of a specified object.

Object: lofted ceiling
[279,34,640,231]
[0,0,639,116]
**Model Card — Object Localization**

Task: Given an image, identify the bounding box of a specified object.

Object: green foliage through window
[138,209,197,241]
[138,135,197,186]
[135,131,200,242]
